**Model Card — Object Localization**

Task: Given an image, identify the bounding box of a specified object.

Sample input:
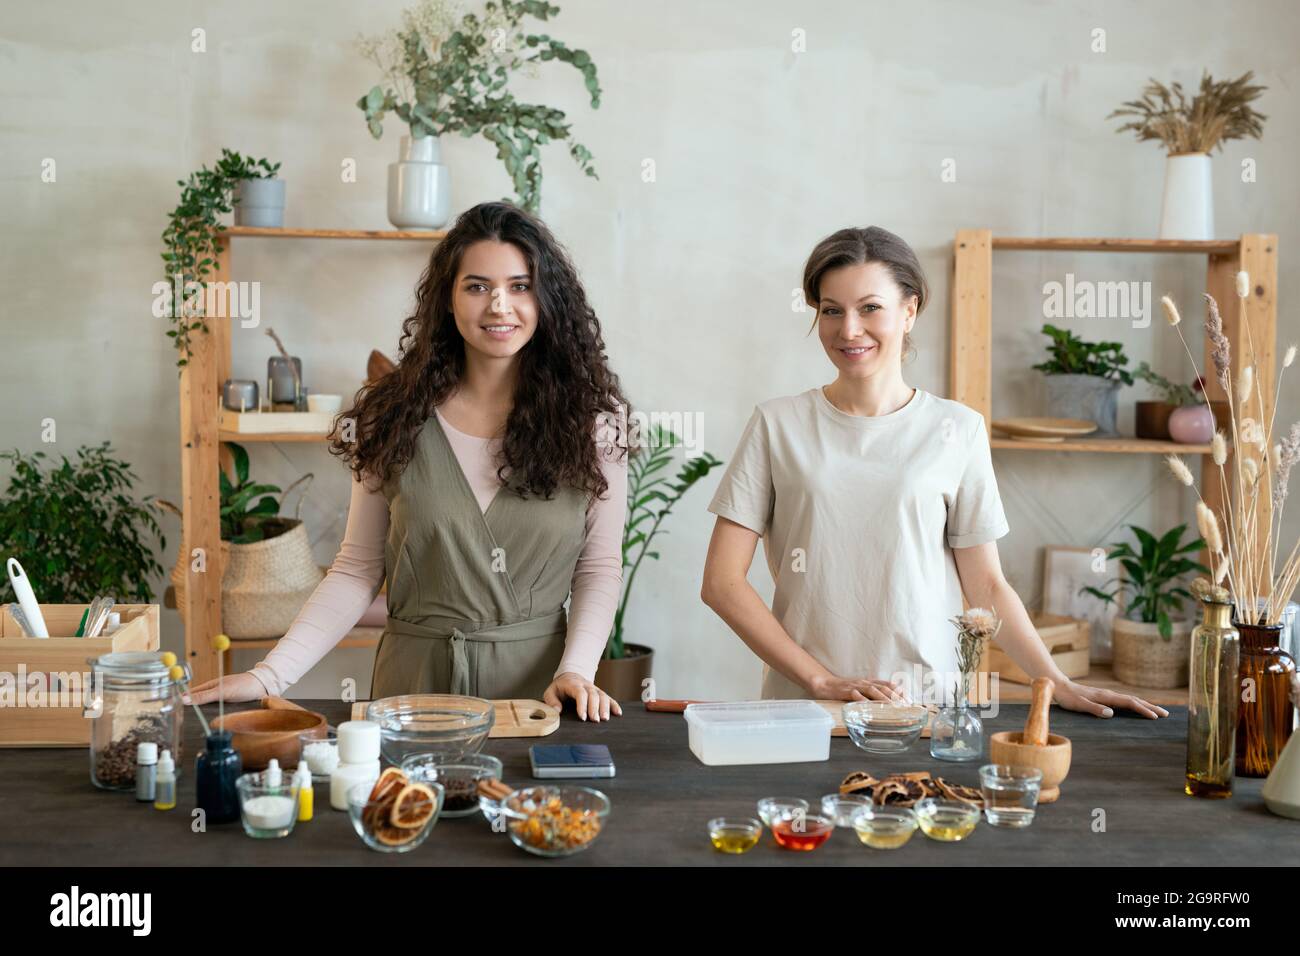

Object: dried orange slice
[374,823,419,846]
[367,767,408,804]
[390,782,437,829]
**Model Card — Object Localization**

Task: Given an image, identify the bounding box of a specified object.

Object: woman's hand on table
[1055,680,1169,719]
[184,672,266,706]
[809,674,912,704]
[544,672,623,722]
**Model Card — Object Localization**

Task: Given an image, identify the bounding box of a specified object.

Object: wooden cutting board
[350,699,560,738]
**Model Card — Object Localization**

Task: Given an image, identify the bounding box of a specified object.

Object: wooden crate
[979,613,1090,685]
[0,604,160,747]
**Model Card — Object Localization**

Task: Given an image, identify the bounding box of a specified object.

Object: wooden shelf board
[991,437,1211,454]
[991,237,1239,254]
[994,663,1187,707]
[223,226,445,241]
[218,430,330,443]
[225,627,384,651]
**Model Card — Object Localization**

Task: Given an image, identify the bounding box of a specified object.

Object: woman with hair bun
[701,226,1166,719]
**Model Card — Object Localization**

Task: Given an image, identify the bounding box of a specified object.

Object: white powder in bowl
[302,740,339,775]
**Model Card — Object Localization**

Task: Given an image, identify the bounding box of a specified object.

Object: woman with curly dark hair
[189,202,631,720]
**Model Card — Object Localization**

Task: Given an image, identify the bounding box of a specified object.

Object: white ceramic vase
[387,134,450,230]
[1262,727,1300,820]
[1158,153,1213,240]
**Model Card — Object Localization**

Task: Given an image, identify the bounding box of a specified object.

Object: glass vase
[1233,618,1297,778]
[930,701,983,762]
[1186,599,1239,798]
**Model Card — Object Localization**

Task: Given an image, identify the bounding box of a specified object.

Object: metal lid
[88,651,180,684]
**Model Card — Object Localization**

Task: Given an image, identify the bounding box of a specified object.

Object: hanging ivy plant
[159,149,280,368]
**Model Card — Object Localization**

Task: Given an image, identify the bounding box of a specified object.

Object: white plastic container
[684,700,834,766]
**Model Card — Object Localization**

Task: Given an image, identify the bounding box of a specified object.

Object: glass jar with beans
[88,652,186,791]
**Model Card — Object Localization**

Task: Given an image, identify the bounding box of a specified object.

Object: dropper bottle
[154,749,177,810]
[293,760,313,822]
[265,758,282,791]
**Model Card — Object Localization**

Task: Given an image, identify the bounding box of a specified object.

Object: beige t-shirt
[707,387,1009,702]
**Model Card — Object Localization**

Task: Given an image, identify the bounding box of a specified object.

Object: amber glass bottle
[1186,599,1239,798]
[1234,619,1297,778]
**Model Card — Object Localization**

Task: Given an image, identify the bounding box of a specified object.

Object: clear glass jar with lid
[87,652,187,791]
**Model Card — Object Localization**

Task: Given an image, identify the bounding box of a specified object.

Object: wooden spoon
[1023,677,1054,747]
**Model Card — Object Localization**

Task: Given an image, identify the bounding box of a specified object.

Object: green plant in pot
[160,149,281,367]
[1032,323,1133,437]
[0,443,166,605]
[160,443,320,639]
[356,0,600,220]
[1081,523,1207,689]
[596,426,723,700]
[1132,362,1217,444]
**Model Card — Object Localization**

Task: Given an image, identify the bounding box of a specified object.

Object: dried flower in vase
[1108,71,1267,155]
[950,608,1001,703]
[1159,282,1300,626]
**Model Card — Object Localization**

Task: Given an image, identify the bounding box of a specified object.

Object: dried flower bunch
[1108,71,1267,155]
[1161,277,1300,626]
[950,608,1000,703]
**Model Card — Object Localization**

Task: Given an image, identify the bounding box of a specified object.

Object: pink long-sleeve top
[249,407,627,696]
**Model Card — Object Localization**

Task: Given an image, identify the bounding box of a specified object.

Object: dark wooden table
[0,700,1288,866]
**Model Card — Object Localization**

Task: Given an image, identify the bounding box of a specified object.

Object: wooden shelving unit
[950,230,1278,700]
[177,226,445,683]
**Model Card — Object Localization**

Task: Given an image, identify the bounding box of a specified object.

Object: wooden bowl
[212,704,327,770]
[988,731,1072,803]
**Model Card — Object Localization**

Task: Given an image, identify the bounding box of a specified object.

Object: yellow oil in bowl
[708,818,761,854]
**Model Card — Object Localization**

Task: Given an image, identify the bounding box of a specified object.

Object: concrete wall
[3,0,1297,700]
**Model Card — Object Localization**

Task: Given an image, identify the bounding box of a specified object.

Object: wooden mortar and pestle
[211,697,327,770]
[989,677,1072,803]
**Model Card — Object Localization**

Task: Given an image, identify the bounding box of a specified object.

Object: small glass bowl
[914,798,980,842]
[236,771,301,839]
[708,817,762,854]
[979,764,1043,828]
[401,752,503,818]
[756,796,809,828]
[347,779,444,853]
[769,812,834,851]
[493,785,610,858]
[820,793,873,827]
[852,807,918,849]
[842,701,929,754]
[298,729,339,782]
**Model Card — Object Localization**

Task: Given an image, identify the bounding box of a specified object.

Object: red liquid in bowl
[771,817,833,851]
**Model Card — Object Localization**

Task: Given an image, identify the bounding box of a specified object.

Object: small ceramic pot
[234,178,286,228]
[1169,404,1215,444]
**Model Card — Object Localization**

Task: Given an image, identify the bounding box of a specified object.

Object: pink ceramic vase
[1169,404,1214,444]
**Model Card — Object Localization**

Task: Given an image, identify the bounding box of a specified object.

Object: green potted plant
[159,443,320,639]
[0,443,166,604]
[1032,323,1134,436]
[595,426,722,700]
[1081,523,1207,688]
[1107,71,1266,240]
[356,0,600,223]
[160,149,281,367]
[1132,361,1219,443]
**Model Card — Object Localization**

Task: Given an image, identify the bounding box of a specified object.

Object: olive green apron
[370,412,588,700]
